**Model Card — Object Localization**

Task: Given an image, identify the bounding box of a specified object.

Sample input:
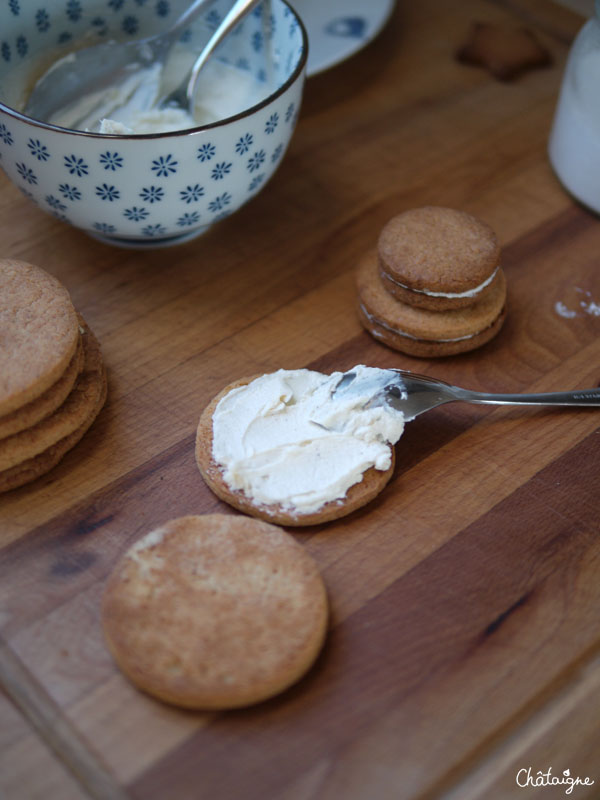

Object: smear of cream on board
[554,287,600,319]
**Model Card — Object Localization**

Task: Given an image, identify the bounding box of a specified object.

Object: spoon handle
[184,0,263,105]
[455,387,600,408]
[168,0,219,41]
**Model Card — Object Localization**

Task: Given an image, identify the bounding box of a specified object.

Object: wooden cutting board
[1,0,599,798]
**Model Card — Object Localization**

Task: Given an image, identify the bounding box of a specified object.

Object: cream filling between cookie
[384,266,499,299]
[359,304,481,342]
[211,366,405,515]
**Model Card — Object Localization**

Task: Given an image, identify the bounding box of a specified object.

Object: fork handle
[455,387,600,408]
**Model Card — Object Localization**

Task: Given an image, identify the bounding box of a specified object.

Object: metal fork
[335,369,600,422]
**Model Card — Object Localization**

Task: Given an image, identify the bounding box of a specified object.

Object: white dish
[298,0,396,76]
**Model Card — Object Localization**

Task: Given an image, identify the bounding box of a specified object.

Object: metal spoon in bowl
[333,369,600,421]
[162,0,262,112]
[24,0,261,127]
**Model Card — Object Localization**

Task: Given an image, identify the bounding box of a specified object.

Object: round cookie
[0,259,80,415]
[0,320,106,474]
[0,334,84,439]
[101,514,329,710]
[0,360,107,492]
[377,206,501,311]
[196,377,396,527]
[357,250,507,358]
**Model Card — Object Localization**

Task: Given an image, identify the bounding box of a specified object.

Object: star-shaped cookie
[456,21,552,81]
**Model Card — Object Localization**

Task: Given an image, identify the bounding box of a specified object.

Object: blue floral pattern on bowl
[0,0,307,247]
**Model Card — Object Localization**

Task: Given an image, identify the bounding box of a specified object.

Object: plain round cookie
[0,320,106,473]
[377,207,501,311]
[357,250,507,358]
[0,259,80,416]
[102,514,329,710]
[196,377,396,527]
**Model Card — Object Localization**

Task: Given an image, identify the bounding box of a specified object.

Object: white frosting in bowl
[211,365,405,515]
[48,51,269,134]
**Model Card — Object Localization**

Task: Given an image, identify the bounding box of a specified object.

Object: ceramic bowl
[0,0,307,247]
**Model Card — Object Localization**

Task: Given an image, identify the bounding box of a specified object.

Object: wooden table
[1,1,599,797]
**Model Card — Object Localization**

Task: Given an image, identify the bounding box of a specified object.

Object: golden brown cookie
[0,259,80,416]
[377,207,501,311]
[196,377,396,527]
[0,334,84,439]
[357,250,507,358]
[456,22,552,82]
[102,514,329,710]
[0,364,107,492]
[0,321,106,476]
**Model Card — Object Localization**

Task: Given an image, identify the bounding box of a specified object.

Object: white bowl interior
[0,0,304,116]
[0,0,307,247]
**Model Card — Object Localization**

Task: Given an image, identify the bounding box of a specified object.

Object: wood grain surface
[1,0,599,798]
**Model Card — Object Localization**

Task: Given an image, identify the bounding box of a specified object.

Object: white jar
[549,6,600,213]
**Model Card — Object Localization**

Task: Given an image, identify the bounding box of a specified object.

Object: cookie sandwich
[102,514,329,709]
[196,366,406,526]
[0,259,106,492]
[358,207,507,357]
[377,206,502,311]
[358,249,507,358]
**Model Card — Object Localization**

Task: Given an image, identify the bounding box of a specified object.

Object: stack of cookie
[356,206,507,357]
[0,259,107,492]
